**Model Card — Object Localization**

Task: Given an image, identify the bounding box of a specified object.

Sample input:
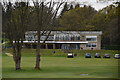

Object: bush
[103,45,120,50]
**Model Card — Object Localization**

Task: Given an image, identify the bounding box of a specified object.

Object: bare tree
[2,1,30,70]
[2,0,65,70]
[32,0,65,69]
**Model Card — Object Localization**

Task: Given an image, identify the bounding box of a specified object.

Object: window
[29,37,32,41]
[55,35,59,40]
[77,36,80,40]
[66,35,69,40]
[86,43,97,47]
[55,34,80,41]
[40,36,46,41]
[86,36,97,41]
[26,35,34,41]
[59,35,63,40]
[47,36,54,41]
[35,36,38,40]
[75,36,80,41]
[71,36,74,41]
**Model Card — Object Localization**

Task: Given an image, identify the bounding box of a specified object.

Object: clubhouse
[24,31,102,50]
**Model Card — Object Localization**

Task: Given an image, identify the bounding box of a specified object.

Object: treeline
[57,2,120,48]
[2,2,120,49]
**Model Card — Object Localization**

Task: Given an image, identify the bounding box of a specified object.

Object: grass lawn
[2,49,120,78]
[0,53,2,79]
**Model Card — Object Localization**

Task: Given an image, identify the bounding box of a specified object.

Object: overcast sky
[66,0,120,10]
[1,0,120,10]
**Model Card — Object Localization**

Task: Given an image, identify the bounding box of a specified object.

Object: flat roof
[25,31,102,35]
[15,41,88,44]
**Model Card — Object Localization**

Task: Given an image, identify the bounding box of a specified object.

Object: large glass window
[86,43,97,47]
[66,35,69,40]
[71,35,74,41]
[26,36,34,41]
[77,36,80,40]
[55,34,80,41]
[40,36,46,41]
[40,36,54,41]
[59,35,63,40]
[47,36,54,41]
[61,44,69,50]
[55,35,59,40]
[86,36,97,41]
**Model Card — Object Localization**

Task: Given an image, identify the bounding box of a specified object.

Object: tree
[69,4,73,10]
[59,6,97,30]
[105,3,120,45]
[32,0,65,69]
[75,4,80,8]
[60,2,68,17]
[2,1,30,70]
[91,2,120,47]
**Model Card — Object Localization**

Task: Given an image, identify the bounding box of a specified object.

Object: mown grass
[0,53,2,79]
[4,48,119,57]
[2,56,119,78]
[2,49,120,78]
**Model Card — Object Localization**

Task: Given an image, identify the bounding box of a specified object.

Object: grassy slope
[2,49,119,78]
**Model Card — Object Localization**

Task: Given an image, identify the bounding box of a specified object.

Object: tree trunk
[35,49,40,69]
[15,56,21,70]
[16,46,21,70]
[12,41,22,70]
[35,31,41,70]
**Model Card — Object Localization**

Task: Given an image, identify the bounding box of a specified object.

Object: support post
[79,44,81,50]
[53,44,55,49]
[45,44,48,49]
[31,44,32,49]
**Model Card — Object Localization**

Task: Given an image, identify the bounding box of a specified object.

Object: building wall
[24,31,102,50]
[80,34,101,50]
[97,35,101,50]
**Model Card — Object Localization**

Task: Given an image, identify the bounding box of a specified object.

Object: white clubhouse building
[24,31,102,50]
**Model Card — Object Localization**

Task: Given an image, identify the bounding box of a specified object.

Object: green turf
[0,53,2,79]
[4,48,119,57]
[2,55,119,78]
[2,49,119,78]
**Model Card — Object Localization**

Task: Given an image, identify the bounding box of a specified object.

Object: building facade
[24,31,102,50]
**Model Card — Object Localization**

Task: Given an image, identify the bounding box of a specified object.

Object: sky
[1,0,120,10]
[65,0,120,10]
